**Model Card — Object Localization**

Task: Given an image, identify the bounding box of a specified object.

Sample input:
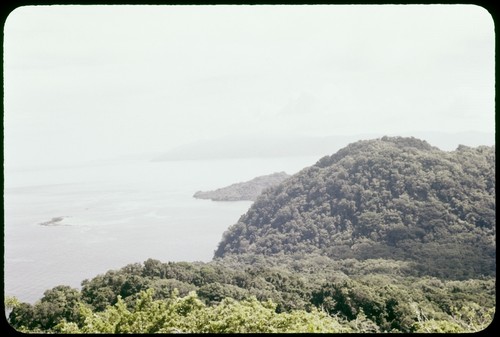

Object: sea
[3,155,318,304]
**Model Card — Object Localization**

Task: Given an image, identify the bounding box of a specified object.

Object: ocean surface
[3,155,318,304]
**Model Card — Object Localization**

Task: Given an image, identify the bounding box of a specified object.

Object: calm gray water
[4,156,317,304]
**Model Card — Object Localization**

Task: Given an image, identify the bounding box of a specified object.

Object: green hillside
[215,137,496,279]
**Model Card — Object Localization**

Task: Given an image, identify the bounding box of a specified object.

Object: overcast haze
[3,5,495,168]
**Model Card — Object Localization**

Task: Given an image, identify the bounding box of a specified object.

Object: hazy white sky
[3,5,495,167]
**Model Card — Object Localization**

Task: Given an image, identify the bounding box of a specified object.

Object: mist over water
[4,156,317,304]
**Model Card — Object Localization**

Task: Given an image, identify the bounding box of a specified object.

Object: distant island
[39,216,70,226]
[194,172,291,201]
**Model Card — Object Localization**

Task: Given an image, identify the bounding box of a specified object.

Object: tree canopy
[215,137,495,280]
[7,256,496,333]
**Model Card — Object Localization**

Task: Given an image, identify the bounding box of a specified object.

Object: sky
[3,5,495,167]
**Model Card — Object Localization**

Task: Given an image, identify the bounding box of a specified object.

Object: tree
[8,285,82,331]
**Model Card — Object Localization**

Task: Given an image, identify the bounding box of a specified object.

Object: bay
[3,155,318,304]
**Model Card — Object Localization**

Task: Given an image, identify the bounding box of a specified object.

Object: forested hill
[214,136,496,279]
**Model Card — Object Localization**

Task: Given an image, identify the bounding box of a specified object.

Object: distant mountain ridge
[214,136,496,280]
[152,132,494,161]
[194,172,291,201]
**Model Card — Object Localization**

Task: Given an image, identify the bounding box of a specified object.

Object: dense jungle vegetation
[5,257,495,333]
[5,137,496,333]
[216,137,495,280]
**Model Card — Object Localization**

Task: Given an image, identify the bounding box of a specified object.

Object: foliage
[7,256,495,333]
[52,289,348,333]
[214,137,495,280]
[4,296,20,311]
[8,285,81,331]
